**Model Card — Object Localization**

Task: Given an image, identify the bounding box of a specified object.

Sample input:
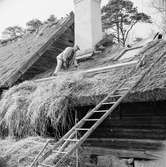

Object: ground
[0,137,47,167]
[0,137,165,167]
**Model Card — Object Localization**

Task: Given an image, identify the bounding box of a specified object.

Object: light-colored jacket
[57,47,77,66]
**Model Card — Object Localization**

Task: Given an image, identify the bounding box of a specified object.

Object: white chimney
[74,0,103,51]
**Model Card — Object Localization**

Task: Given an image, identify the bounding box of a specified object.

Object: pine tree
[102,0,152,46]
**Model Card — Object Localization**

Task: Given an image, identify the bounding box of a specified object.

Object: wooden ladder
[30,51,166,167]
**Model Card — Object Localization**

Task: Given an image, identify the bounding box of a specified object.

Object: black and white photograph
[0,0,166,166]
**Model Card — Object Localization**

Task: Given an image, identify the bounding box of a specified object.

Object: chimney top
[74,0,103,51]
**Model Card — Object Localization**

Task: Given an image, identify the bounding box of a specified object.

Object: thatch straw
[0,137,83,167]
[0,78,79,138]
[1,40,166,138]
[0,14,73,88]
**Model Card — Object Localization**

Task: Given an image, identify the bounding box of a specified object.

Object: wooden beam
[99,117,166,129]
[84,137,164,151]
[82,60,138,75]
[76,52,94,61]
[113,46,143,61]
[90,127,166,140]
[33,60,138,83]
[82,147,161,160]
[86,138,164,144]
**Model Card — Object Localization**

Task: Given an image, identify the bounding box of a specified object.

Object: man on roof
[52,45,80,76]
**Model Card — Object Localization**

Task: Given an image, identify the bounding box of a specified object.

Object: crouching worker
[52,45,80,76]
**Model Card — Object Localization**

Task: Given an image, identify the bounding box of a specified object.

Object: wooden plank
[86,138,164,144]
[34,60,138,83]
[76,48,94,57]
[84,138,163,151]
[82,147,161,160]
[76,52,94,61]
[83,60,137,73]
[100,118,166,129]
[90,128,166,140]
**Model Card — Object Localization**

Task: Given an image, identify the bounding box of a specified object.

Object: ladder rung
[84,119,99,121]
[102,102,116,105]
[38,163,53,167]
[93,110,108,113]
[64,138,79,142]
[52,150,67,154]
[76,128,89,131]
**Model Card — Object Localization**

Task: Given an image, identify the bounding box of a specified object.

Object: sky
[0,0,163,39]
[0,0,107,34]
[127,0,162,41]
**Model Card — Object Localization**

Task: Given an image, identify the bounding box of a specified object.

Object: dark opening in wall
[43,108,76,139]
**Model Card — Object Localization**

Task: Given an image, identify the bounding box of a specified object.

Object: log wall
[77,101,166,159]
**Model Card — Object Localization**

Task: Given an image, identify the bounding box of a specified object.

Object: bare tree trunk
[119,17,126,47]
[116,22,120,43]
[116,0,120,43]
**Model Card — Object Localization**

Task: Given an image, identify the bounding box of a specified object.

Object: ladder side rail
[54,131,76,155]
[52,80,126,149]
[39,65,134,159]
[34,77,130,166]
[54,51,166,167]
[54,87,132,167]
[30,140,50,167]
[31,51,166,167]
[41,131,77,164]
[55,86,135,167]
[80,51,166,148]
[30,81,126,167]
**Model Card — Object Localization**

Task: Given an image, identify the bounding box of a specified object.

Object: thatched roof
[0,13,74,88]
[33,39,166,104]
[1,32,166,138]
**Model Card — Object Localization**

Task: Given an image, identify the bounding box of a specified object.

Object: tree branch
[124,20,138,43]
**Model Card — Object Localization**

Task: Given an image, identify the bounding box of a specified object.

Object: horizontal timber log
[84,138,163,151]
[34,60,138,83]
[82,147,161,160]
[89,128,166,140]
[100,117,166,129]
